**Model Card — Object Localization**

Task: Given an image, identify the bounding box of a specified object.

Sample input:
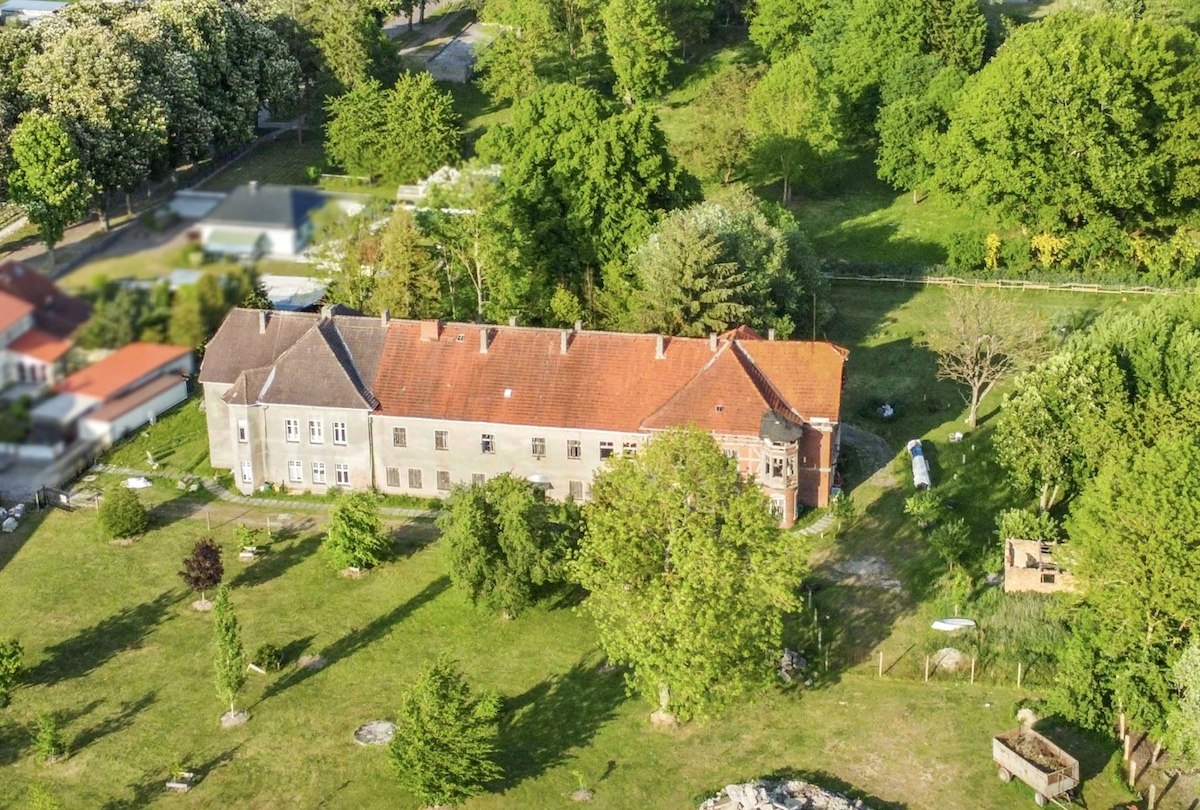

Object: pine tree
[388,656,502,806]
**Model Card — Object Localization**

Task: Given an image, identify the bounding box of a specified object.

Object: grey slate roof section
[203,308,387,410]
[760,410,806,443]
[203,184,330,230]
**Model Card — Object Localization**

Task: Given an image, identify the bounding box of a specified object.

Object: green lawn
[100,396,214,479]
[197,131,326,193]
[2,283,1188,809]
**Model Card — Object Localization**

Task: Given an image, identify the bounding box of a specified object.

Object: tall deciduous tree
[571,427,803,721]
[179,539,224,605]
[325,74,460,183]
[747,0,828,61]
[388,656,502,806]
[7,111,93,270]
[212,585,247,717]
[924,290,1045,429]
[439,474,581,617]
[1167,638,1200,770]
[936,13,1200,238]
[876,63,965,200]
[684,63,762,185]
[747,46,841,204]
[1054,436,1200,734]
[602,0,677,103]
[323,491,388,570]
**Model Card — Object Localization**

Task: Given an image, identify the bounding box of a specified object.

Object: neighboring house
[1003,538,1078,594]
[30,343,194,449]
[0,0,66,24]
[0,262,91,390]
[196,182,363,260]
[200,308,849,527]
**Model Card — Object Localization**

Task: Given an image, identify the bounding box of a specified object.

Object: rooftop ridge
[730,340,807,424]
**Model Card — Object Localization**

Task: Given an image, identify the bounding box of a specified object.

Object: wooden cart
[992,727,1080,807]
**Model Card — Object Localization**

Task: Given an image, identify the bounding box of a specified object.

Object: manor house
[199,308,848,527]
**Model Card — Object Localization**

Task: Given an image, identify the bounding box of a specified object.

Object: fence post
[1128,759,1137,788]
[1017,662,1023,688]
[1119,711,1126,741]
[1151,741,1161,765]
[878,651,883,677]
[970,657,976,685]
[924,656,930,682]
[1148,783,1157,809]
[1124,733,1132,763]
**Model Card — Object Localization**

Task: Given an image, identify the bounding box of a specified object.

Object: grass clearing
[100,396,214,479]
[197,131,325,193]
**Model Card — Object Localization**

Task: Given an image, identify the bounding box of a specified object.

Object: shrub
[928,518,971,570]
[904,490,946,530]
[33,714,65,762]
[323,491,388,570]
[179,538,223,601]
[0,639,23,707]
[252,643,283,672]
[98,486,148,540]
[830,493,859,531]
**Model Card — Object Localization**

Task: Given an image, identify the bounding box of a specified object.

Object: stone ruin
[700,779,872,810]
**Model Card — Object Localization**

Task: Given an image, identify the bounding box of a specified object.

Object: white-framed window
[309,420,323,444]
[335,464,349,485]
[481,434,495,454]
[471,473,485,487]
[568,480,583,500]
[435,430,448,451]
[312,462,326,484]
[770,495,785,518]
[437,470,451,491]
[408,468,423,489]
[288,460,303,483]
[599,441,614,459]
[285,419,299,442]
[622,441,638,454]
[393,427,406,447]
[531,437,546,458]
[333,421,347,445]
[386,467,400,487]
[567,440,581,460]
[237,419,248,443]
[240,461,252,484]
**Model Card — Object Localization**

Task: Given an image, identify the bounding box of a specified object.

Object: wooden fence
[822,272,1190,297]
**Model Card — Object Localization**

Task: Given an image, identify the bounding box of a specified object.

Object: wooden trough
[993,727,1079,807]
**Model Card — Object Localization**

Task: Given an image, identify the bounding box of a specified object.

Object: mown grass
[0,493,1144,809]
[100,396,214,479]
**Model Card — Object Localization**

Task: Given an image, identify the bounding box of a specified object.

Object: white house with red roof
[30,343,194,449]
[0,262,91,391]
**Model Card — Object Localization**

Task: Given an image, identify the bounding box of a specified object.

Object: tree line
[994,299,1200,762]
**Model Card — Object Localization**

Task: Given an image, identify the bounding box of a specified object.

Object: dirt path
[841,423,897,489]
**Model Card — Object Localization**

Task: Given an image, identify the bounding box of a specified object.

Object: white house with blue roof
[197,182,363,260]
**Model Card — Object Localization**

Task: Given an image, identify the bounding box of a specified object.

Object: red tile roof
[57,343,192,401]
[372,322,847,432]
[0,261,90,337]
[0,289,34,334]
[8,327,73,363]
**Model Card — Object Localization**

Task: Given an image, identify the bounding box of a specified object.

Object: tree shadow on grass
[261,576,451,702]
[28,590,180,686]
[1034,715,1118,784]
[0,718,30,766]
[229,531,321,589]
[496,656,626,789]
[379,521,438,565]
[99,745,240,810]
[71,691,156,753]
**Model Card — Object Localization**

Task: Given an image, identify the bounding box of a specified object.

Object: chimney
[709,333,718,352]
[768,328,775,341]
[258,310,267,334]
[574,320,583,333]
[248,180,259,194]
[655,335,664,360]
[508,316,517,327]
[380,308,390,327]
[480,327,489,354]
[560,329,569,355]
[420,319,442,341]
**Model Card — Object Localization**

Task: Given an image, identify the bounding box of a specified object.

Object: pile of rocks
[700,780,872,810]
